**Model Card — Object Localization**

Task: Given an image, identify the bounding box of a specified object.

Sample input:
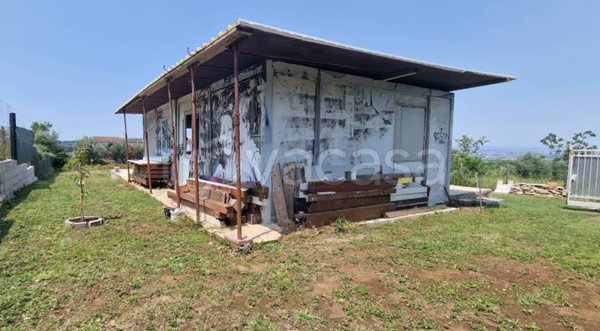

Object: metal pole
[233,43,243,241]
[9,113,17,161]
[123,110,131,182]
[190,66,200,221]
[142,97,153,193]
[167,79,181,207]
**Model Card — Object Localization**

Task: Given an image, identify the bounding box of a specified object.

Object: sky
[0,0,599,147]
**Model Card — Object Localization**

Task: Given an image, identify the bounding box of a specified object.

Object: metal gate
[567,149,600,209]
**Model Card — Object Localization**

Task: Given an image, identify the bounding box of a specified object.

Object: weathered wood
[282,162,297,220]
[187,178,249,199]
[357,172,424,181]
[306,195,391,213]
[168,190,234,215]
[272,163,294,229]
[304,188,395,202]
[129,161,171,187]
[308,179,395,193]
[297,203,396,227]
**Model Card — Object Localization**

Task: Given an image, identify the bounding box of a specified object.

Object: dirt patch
[478,257,600,329]
[418,265,476,282]
[482,256,561,286]
[235,262,268,274]
[314,273,342,296]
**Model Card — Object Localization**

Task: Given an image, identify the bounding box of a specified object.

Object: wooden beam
[306,195,391,213]
[308,179,395,193]
[186,178,249,200]
[272,163,294,230]
[297,203,396,228]
[282,162,297,220]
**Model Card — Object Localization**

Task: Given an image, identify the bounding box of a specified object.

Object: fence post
[9,112,17,161]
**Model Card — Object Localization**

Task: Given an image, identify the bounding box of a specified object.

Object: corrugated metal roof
[115,19,515,114]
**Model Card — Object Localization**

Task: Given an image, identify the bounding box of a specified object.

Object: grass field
[0,171,599,330]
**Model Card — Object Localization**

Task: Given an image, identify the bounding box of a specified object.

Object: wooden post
[142,97,153,193]
[167,79,181,207]
[190,66,200,221]
[233,43,243,241]
[123,110,131,182]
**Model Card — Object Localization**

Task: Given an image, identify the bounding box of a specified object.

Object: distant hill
[478,146,551,160]
[60,136,143,152]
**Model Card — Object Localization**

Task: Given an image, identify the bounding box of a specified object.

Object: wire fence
[0,100,11,160]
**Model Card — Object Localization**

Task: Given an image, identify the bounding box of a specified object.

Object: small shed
[114,20,514,240]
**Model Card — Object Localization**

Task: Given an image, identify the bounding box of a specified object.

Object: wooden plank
[168,190,234,215]
[306,195,391,213]
[272,163,294,229]
[304,188,395,202]
[167,191,228,219]
[130,173,147,186]
[282,162,297,220]
[357,172,424,181]
[186,178,248,199]
[297,203,396,227]
[308,179,395,193]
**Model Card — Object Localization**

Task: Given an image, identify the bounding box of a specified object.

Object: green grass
[0,171,599,330]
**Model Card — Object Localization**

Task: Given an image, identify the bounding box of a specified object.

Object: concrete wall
[0,159,37,199]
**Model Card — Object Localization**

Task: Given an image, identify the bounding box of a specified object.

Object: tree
[451,135,490,187]
[541,131,597,162]
[130,144,144,159]
[30,121,68,168]
[73,137,106,165]
[540,130,597,184]
[74,162,90,222]
[455,135,489,156]
[107,141,126,163]
[513,153,551,179]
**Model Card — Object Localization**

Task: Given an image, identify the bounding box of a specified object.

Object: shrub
[513,153,551,179]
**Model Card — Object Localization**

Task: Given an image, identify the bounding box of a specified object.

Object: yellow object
[397,177,411,184]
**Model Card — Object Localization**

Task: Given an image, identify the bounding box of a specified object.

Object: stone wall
[0,159,37,199]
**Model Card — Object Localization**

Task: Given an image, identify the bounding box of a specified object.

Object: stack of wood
[510,183,566,198]
[167,178,268,225]
[129,160,171,187]
[295,178,396,227]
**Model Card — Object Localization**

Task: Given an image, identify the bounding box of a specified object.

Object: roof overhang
[115,19,515,114]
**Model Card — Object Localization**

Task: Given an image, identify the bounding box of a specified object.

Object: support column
[233,43,243,241]
[142,97,153,193]
[189,66,200,221]
[167,79,181,207]
[9,113,17,161]
[123,110,131,182]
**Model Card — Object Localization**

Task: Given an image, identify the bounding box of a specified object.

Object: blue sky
[1,0,598,147]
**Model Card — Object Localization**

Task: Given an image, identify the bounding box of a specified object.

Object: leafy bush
[72,137,107,165]
[513,153,551,179]
[31,121,68,169]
